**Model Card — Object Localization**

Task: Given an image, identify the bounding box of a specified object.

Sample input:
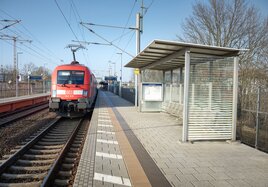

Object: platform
[74,90,268,187]
[0,93,50,113]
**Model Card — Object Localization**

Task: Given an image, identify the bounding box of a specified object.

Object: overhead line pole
[135,13,141,108]
[135,0,144,109]
[0,35,32,97]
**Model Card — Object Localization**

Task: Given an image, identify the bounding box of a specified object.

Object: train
[49,61,97,117]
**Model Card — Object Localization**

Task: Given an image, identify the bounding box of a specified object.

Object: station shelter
[125,40,241,142]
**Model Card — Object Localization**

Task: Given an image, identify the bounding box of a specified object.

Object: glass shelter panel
[187,57,234,140]
[142,70,163,82]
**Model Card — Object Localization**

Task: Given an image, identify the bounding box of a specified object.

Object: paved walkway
[74,90,268,187]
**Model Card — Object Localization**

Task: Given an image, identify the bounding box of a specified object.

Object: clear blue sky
[0,0,267,81]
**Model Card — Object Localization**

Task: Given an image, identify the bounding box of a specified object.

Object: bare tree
[178,0,268,89]
[20,62,51,81]
[178,0,267,48]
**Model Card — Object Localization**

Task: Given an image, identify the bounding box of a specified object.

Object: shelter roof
[125,40,241,70]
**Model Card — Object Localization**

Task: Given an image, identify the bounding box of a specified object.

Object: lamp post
[16,52,23,97]
[117,53,122,97]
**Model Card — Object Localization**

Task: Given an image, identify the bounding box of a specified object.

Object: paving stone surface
[105,91,268,187]
[74,91,268,187]
[74,93,131,187]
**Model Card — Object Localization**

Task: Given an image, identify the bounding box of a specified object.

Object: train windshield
[57,70,84,85]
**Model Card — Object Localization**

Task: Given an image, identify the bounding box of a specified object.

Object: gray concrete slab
[104,91,268,187]
[74,94,131,187]
[74,91,268,187]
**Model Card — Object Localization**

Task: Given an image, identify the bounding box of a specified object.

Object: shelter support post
[182,50,190,142]
[232,56,238,141]
[138,69,142,112]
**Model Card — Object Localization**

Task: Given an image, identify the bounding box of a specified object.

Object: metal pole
[14,38,18,97]
[182,50,190,142]
[16,52,23,97]
[117,53,123,97]
[255,86,260,148]
[232,56,239,141]
[28,69,31,95]
[135,13,141,108]
[43,64,45,93]
[28,76,30,95]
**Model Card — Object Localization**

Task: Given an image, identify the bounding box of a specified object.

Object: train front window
[57,70,84,85]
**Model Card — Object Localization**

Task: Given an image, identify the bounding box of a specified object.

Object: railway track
[0,103,49,127]
[0,114,90,187]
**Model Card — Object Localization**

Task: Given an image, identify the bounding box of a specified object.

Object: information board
[142,83,163,101]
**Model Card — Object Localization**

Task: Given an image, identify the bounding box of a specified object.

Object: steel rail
[41,117,83,186]
[0,103,49,127]
[0,116,62,174]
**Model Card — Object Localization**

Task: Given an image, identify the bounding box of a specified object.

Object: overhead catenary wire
[68,0,91,65]
[81,23,135,58]
[0,9,63,64]
[83,22,137,30]
[54,0,80,43]
[2,39,58,65]
[108,0,137,62]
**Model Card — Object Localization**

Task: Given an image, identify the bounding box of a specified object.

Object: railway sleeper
[72,140,83,144]
[74,137,83,141]
[9,149,20,154]
[2,155,12,159]
[16,159,54,166]
[63,157,76,163]
[24,138,33,142]
[46,132,69,136]
[33,144,63,149]
[69,147,79,152]
[66,153,78,158]
[43,135,69,139]
[0,159,7,164]
[54,179,69,186]
[0,181,41,187]
[51,128,74,132]
[28,148,61,154]
[40,138,67,142]
[37,141,65,146]
[75,134,84,138]
[0,172,46,180]
[48,132,71,136]
[9,165,51,172]
[61,163,74,170]
[22,154,58,160]
[19,141,29,145]
[14,145,23,149]
[70,143,81,148]
[58,170,72,177]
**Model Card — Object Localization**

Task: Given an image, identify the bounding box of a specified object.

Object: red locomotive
[49,61,97,117]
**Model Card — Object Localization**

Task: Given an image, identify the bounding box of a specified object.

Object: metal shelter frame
[125,40,241,142]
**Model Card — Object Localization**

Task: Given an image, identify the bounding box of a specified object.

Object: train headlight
[52,90,57,97]
[83,90,88,96]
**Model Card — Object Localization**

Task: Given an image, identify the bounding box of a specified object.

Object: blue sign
[105,76,117,81]
[29,75,42,80]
